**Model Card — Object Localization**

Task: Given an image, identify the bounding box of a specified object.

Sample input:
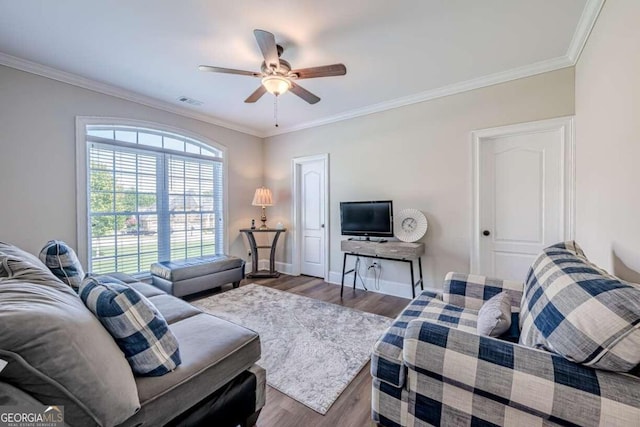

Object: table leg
[353,257,357,291]
[246,232,259,275]
[269,231,283,274]
[418,257,424,291]
[409,260,415,299]
[341,253,347,298]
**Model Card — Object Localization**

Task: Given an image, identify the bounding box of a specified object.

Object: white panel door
[300,159,326,277]
[478,128,564,281]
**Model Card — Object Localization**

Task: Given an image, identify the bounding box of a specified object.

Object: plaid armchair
[371,272,640,426]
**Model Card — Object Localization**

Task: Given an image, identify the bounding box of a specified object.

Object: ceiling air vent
[177,96,204,106]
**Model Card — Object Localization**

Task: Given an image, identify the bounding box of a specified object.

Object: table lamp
[252,187,273,229]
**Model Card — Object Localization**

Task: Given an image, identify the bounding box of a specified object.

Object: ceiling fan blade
[244,85,267,103]
[289,82,320,104]
[198,65,261,77]
[253,29,280,70]
[290,64,347,79]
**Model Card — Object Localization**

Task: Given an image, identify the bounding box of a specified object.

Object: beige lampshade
[252,187,273,207]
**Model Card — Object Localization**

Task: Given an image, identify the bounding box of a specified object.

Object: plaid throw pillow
[79,276,181,376]
[39,240,85,290]
[519,243,640,372]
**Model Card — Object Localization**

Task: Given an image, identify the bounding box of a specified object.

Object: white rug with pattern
[193,284,392,414]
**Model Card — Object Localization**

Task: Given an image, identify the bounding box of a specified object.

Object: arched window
[82,123,225,275]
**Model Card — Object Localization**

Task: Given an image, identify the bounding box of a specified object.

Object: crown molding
[566,0,606,64]
[0,52,262,138]
[264,55,573,137]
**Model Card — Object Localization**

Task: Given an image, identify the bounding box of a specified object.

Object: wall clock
[395,209,428,242]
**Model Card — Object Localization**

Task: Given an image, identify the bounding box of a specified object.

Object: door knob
[321,224,325,228]
[482,230,491,236]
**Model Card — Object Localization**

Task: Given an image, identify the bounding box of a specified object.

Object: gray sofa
[0,242,265,427]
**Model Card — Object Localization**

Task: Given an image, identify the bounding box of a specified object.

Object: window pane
[138,174,156,193]
[90,147,114,170]
[164,137,185,152]
[139,214,158,236]
[115,172,137,189]
[139,251,158,271]
[117,255,139,274]
[169,195,185,211]
[88,129,114,139]
[115,130,137,143]
[171,213,187,233]
[185,142,201,154]
[115,193,136,213]
[138,155,156,174]
[138,193,156,211]
[91,193,114,213]
[92,257,116,274]
[185,179,200,195]
[200,196,213,211]
[114,152,137,173]
[200,164,213,181]
[138,132,162,148]
[185,195,199,211]
[117,232,139,256]
[202,230,215,246]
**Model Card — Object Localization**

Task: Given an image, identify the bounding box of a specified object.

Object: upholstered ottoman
[150,255,245,297]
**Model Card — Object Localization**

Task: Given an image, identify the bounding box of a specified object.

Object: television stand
[340,239,425,298]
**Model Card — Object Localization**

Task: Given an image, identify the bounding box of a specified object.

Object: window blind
[86,126,224,275]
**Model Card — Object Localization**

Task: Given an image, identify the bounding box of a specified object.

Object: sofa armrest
[442,272,523,311]
[403,319,640,426]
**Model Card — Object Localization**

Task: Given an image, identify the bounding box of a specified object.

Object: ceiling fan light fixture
[261,75,291,96]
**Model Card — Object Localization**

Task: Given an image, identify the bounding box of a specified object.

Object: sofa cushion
[443,272,523,313]
[38,240,85,290]
[519,244,640,372]
[80,276,182,376]
[129,280,167,298]
[0,249,140,426]
[547,240,587,257]
[371,290,478,387]
[0,241,50,273]
[476,291,512,337]
[120,312,261,427]
[147,294,202,324]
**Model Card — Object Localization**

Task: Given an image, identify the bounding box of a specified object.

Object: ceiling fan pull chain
[274,95,279,128]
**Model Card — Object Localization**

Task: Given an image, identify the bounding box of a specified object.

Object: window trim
[75,116,229,271]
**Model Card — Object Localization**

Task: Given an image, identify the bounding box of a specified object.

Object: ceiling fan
[199,29,347,105]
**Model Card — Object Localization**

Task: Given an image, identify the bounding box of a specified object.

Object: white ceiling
[0,1,595,137]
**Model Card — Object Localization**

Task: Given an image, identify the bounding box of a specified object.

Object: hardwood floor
[237,274,409,427]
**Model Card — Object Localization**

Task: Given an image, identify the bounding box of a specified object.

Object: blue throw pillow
[79,276,181,376]
[39,240,85,290]
[520,243,640,372]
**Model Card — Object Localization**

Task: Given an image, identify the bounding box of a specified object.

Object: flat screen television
[340,200,393,238]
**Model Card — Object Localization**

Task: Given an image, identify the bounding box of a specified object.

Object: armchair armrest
[443,272,523,311]
[403,319,640,426]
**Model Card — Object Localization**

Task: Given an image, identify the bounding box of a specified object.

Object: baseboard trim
[243,261,436,299]
[327,271,438,299]
[244,259,294,276]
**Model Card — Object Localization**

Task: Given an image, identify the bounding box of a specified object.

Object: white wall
[264,68,575,296]
[575,0,640,283]
[0,65,263,262]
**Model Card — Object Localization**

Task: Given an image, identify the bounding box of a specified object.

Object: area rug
[192,284,392,414]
